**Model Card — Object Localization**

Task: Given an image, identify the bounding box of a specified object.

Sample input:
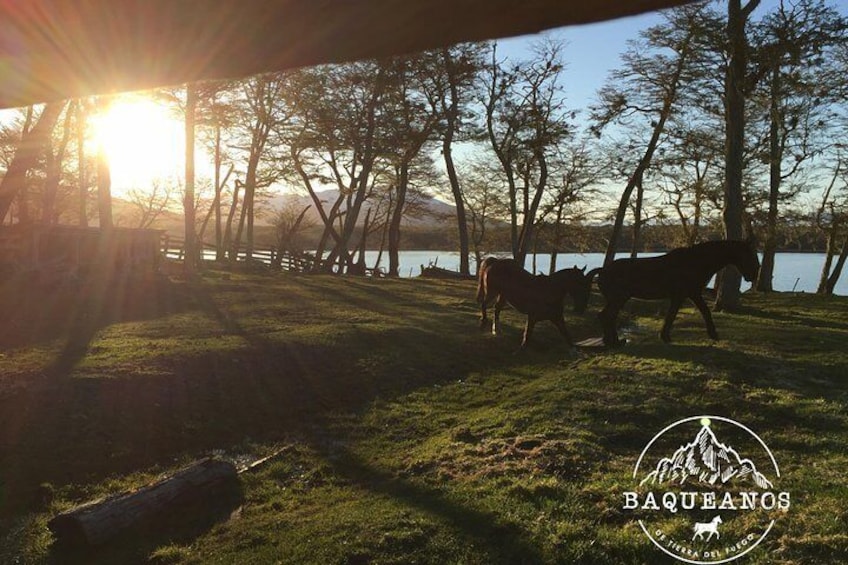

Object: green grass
[1,269,847,564]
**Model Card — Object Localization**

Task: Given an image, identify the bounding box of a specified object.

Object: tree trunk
[825,234,848,295]
[441,48,471,276]
[0,103,64,223]
[223,180,241,262]
[515,151,548,266]
[96,147,113,229]
[756,66,782,293]
[630,174,644,258]
[42,102,74,224]
[214,123,225,260]
[184,84,198,274]
[715,0,760,311]
[817,226,838,294]
[388,167,409,277]
[77,101,89,227]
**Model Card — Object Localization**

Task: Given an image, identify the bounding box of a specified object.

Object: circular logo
[621,416,789,564]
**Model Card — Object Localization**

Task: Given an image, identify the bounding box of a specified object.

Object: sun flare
[90,95,185,195]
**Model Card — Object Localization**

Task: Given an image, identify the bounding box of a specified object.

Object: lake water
[367,250,847,296]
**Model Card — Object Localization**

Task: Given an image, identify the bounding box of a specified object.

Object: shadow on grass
[310,441,546,564]
[0,274,527,522]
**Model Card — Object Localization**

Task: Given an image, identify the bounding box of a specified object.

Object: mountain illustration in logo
[640,425,773,489]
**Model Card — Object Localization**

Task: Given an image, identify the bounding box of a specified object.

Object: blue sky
[496,10,664,111]
[495,0,848,115]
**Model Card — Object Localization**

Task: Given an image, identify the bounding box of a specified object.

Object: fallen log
[48,458,237,547]
[418,264,474,280]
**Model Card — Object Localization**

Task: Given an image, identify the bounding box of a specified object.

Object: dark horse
[586,240,760,346]
[476,257,592,348]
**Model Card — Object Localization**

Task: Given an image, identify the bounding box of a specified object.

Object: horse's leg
[690,293,719,340]
[521,316,537,348]
[599,296,626,347]
[660,296,684,343]
[493,296,506,336]
[479,294,490,330]
[552,315,573,346]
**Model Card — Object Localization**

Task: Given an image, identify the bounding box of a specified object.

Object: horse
[476,257,592,349]
[586,239,760,346]
[692,515,722,542]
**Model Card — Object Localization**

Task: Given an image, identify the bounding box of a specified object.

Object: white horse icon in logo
[692,516,723,542]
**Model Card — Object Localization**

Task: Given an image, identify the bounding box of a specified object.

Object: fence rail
[160,235,382,276]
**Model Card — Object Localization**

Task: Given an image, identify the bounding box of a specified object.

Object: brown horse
[476,257,592,349]
[586,239,760,346]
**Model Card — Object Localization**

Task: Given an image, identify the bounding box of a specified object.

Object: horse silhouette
[476,257,592,349]
[587,240,760,346]
[692,515,723,542]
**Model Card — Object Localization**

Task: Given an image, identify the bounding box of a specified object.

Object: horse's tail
[476,257,498,303]
[585,267,603,284]
[475,271,486,303]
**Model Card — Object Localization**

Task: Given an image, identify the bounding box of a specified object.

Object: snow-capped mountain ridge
[640,425,773,489]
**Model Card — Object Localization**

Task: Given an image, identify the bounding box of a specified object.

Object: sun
[90,95,185,196]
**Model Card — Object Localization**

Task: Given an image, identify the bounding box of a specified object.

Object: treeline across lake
[249,220,838,255]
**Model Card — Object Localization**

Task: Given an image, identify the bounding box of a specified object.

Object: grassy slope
[1,270,847,564]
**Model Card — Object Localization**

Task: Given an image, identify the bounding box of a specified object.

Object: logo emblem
[622,416,790,564]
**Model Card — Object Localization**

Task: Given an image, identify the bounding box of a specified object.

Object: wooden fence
[160,235,383,276]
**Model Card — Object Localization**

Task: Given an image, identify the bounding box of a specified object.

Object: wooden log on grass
[48,458,237,547]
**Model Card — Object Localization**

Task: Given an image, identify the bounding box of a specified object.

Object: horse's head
[553,266,591,314]
[735,239,760,282]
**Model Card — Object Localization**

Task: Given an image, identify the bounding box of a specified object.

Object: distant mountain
[263,189,457,228]
[640,425,773,489]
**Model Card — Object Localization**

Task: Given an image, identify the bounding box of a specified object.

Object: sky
[496,0,848,114]
[496,10,664,112]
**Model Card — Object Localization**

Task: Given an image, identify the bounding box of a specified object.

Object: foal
[477,257,591,349]
[587,240,760,346]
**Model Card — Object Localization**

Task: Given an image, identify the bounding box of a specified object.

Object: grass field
[1,269,847,564]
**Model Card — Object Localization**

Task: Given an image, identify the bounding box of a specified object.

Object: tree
[41,101,76,224]
[436,44,486,276]
[751,0,846,291]
[536,139,598,272]
[0,102,66,223]
[816,145,848,295]
[383,53,442,277]
[284,61,388,274]
[230,74,291,263]
[484,40,573,266]
[458,156,508,272]
[183,83,198,273]
[715,0,761,311]
[126,179,177,229]
[590,4,705,267]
